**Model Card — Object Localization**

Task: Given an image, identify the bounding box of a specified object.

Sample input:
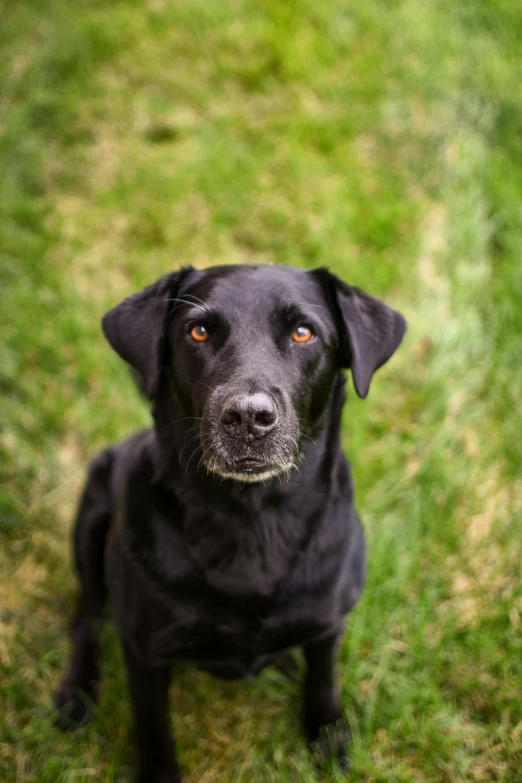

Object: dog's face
[102,264,406,482]
[164,265,340,481]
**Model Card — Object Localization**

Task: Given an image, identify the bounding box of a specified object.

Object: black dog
[55,264,406,781]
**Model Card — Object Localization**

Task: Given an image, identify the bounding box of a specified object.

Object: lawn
[1,0,521,781]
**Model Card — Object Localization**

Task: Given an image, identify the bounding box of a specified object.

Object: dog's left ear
[315,269,407,399]
[102,267,193,398]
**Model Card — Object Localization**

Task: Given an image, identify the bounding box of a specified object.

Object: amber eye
[292,325,314,343]
[190,324,209,342]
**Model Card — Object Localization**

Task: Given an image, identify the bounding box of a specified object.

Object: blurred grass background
[1,0,521,781]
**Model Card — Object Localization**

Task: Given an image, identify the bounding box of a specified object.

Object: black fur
[55,264,406,781]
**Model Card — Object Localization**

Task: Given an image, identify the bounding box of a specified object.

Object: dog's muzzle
[201,389,299,482]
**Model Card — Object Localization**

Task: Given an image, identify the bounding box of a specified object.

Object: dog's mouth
[233,458,266,472]
[201,439,299,483]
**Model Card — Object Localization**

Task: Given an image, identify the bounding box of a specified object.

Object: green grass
[1,1,521,780]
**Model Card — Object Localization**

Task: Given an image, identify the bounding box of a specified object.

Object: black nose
[221,393,277,439]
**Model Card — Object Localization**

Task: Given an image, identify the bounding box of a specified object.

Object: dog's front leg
[303,631,349,771]
[123,642,181,783]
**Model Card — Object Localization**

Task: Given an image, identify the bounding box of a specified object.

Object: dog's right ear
[102,267,193,398]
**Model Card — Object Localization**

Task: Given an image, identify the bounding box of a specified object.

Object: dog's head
[102,265,406,482]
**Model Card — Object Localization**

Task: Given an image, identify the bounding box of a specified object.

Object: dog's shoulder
[109,430,188,567]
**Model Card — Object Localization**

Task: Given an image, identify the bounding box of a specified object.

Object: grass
[1,0,521,780]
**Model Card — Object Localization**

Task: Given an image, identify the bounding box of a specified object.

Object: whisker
[297,417,315,444]
[178,436,200,464]
[185,439,211,475]
[183,293,211,310]
[286,435,300,454]
[164,416,203,430]
[178,429,201,448]
[196,443,215,473]
[185,448,201,476]
[164,298,209,316]
[178,430,211,463]
[196,380,218,393]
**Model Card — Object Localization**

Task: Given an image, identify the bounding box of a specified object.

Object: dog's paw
[308,718,351,774]
[54,680,97,731]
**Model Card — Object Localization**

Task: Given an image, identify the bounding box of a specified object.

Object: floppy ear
[102,267,193,398]
[316,269,407,399]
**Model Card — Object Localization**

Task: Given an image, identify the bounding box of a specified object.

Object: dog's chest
[114,532,341,673]
[125,576,339,675]
[111,499,347,672]
[181,507,305,598]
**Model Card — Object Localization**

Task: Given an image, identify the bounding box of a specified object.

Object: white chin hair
[212,466,292,483]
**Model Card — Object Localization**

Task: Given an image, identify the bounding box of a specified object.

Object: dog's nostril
[222,409,242,427]
[255,408,276,428]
